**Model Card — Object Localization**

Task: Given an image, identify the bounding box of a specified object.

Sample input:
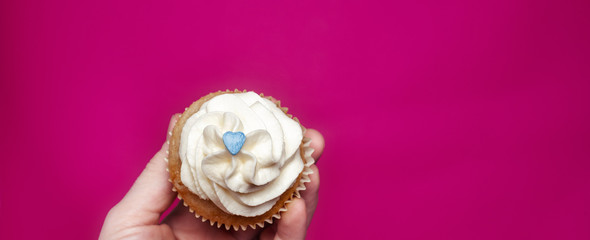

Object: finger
[112,114,181,225]
[267,198,308,240]
[304,129,324,162]
[164,202,263,240]
[163,202,236,239]
[300,165,320,227]
[259,224,277,240]
[301,129,323,227]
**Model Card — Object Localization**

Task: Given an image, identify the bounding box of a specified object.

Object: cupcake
[167,89,315,230]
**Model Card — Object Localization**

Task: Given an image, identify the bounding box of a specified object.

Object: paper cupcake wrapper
[166,89,315,231]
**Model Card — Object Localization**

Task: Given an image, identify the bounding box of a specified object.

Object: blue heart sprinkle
[222,131,246,155]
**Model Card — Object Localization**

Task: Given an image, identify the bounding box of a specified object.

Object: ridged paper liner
[166,89,315,231]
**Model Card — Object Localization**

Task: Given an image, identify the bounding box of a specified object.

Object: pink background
[1,0,589,239]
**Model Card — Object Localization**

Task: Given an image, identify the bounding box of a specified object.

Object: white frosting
[179,92,304,217]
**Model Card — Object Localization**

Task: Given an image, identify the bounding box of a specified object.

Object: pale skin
[99,114,325,240]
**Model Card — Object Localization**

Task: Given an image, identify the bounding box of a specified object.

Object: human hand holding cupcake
[99,90,324,240]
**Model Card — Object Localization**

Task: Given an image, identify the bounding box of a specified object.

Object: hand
[99,114,325,240]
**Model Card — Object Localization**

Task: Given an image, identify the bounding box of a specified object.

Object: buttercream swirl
[179,92,304,217]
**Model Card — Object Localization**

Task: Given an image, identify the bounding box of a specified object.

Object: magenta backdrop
[1,0,589,239]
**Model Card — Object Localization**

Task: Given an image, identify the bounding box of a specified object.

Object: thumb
[112,113,181,225]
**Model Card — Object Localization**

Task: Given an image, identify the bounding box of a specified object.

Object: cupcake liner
[166,89,315,231]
